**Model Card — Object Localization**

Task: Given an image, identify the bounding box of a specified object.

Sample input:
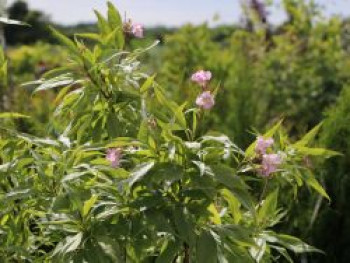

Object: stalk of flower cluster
[254,136,282,206]
[258,177,269,208]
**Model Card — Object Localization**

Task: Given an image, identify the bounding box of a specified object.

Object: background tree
[0,0,6,47]
[5,0,52,45]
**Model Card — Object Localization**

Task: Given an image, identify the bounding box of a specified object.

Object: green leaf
[137,120,149,142]
[140,74,156,94]
[0,112,30,119]
[174,103,187,128]
[75,33,101,42]
[293,146,341,157]
[83,195,98,217]
[154,86,186,127]
[107,2,123,29]
[258,190,278,222]
[96,235,123,262]
[149,162,183,183]
[282,235,323,254]
[94,10,110,35]
[156,239,181,263]
[128,161,155,186]
[214,225,255,247]
[294,122,323,147]
[301,172,330,200]
[207,203,222,225]
[174,207,194,245]
[49,26,80,56]
[5,189,31,201]
[106,112,120,138]
[196,230,218,263]
[31,74,77,93]
[271,233,322,254]
[106,137,142,148]
[61,171,88,182]
[250,237,266,263]
[221,189,242,224]
[0,162,12,172]
[264,119,284,138]
[270,245,293,263]
[106,3,125,48]
[53,232,83,256]
[212,165,255,213]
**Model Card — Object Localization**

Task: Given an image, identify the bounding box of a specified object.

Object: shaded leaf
[197,230,218,263]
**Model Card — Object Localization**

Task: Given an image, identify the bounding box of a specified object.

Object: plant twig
[183,243,190,263]
[258,177,269,207]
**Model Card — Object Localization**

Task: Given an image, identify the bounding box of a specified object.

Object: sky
[6,0,350,27]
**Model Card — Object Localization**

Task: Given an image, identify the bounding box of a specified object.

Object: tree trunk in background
[0,0,6,112]
[0,0,6,49]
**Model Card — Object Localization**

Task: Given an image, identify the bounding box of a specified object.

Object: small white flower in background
[196,91,215,110]
[132,23,144,38]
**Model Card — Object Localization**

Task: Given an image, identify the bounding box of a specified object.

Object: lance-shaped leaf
[128,161,155,187]
[212,164,255,213]
[197,230,218,263]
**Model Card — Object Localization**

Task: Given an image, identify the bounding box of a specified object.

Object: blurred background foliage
[1,0,350,262]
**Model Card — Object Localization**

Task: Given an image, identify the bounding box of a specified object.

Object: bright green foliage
[156,0,349,147]
[3,43,69,135]
[0,2,336,262]
[8,43,68,83]
[0,48,7,89]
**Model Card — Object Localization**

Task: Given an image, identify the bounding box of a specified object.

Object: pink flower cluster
[255,136,274,155]
[261,153,282,177]
[191,70,215,110]
[191,70,212,87]
[106,148,122,168]
[255,136,282,177]
[195,91,215,110]
[131,23,144,38]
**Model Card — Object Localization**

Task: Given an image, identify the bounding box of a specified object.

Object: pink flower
[191,70,212,86]
[106,148,122,168]
[131,23,144,38]
[260,153,282,177]
[255,136,274,155]
[196,91,215,110]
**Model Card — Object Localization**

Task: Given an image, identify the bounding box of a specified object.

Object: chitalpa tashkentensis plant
[0,2,340,262]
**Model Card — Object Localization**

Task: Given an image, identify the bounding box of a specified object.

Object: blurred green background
[1,0,350,262]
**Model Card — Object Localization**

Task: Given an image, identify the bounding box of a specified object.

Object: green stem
[258,178,268,207]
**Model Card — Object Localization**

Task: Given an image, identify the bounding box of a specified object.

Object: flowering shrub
[0,2,339,262]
